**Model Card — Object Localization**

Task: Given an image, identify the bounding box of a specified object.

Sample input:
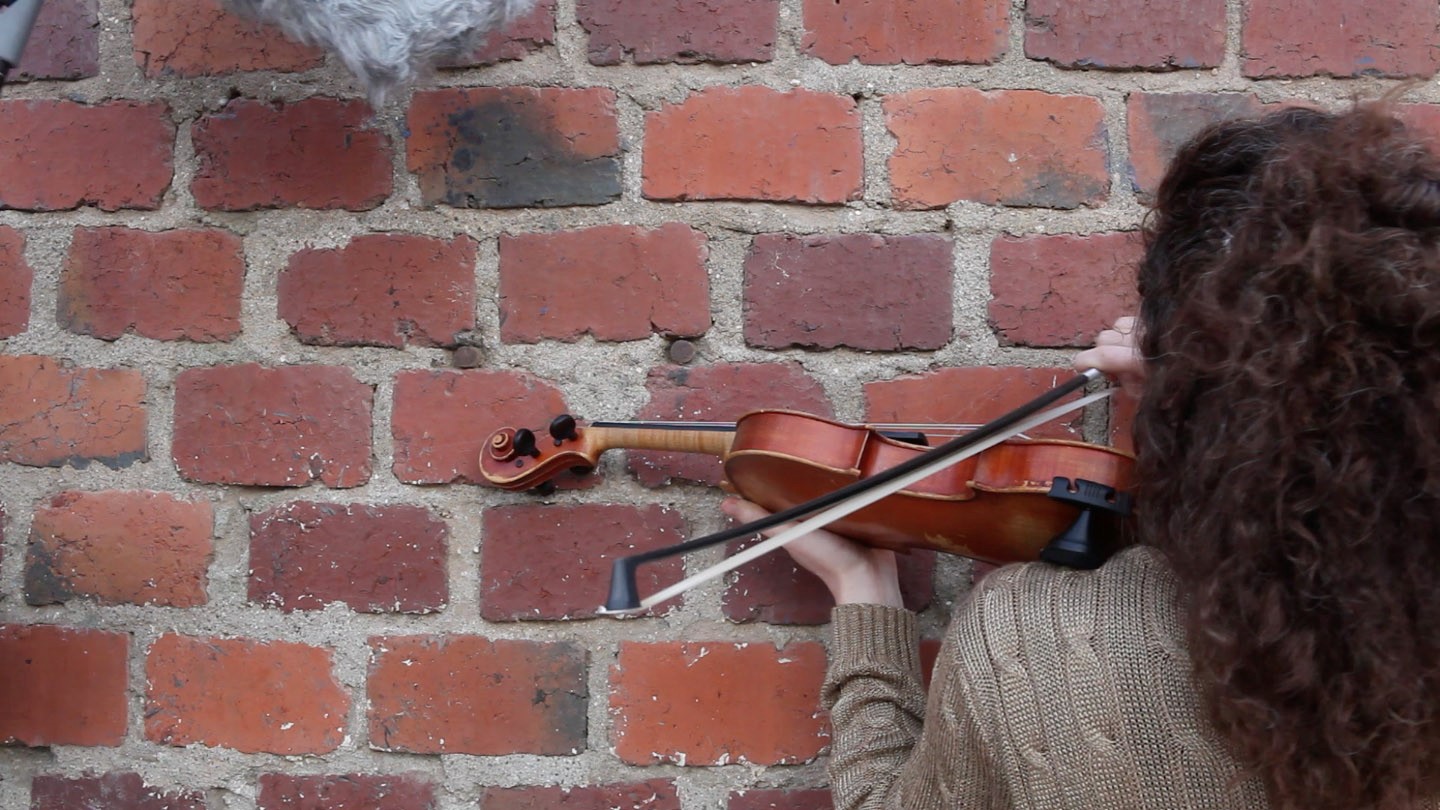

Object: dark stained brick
[407,87,622,208]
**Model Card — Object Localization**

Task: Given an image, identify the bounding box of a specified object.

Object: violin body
[726,411,1133,563]
[481,408,1135,566]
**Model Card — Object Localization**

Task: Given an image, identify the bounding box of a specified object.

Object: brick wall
[1,0,1436,807]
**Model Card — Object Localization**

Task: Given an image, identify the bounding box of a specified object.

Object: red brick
[989,231,1142,347]
[629,363,833,487]
[644,87,862,204]
[61,227,244,342]
[1126,93,1267,195]
[407,87,621,208]
[1242,0,1440,78]
[578,0,778,65]
[481,503,688,620]
[0,356,147,469]
[26,490,212,608]
[172,364,372,487]
[723,535,935,624]
[1397,103,1440,145]
[728,788,834,810]
[499,224,709,343]
[249,502,448,613]
[0,226,30,338]
[367,635,587,755]
[393,369,572,485]
[864,366,1088,439]
[1109,389,1138,455]
[0,624,128,746]
[743,233,952,350]
[802,0,1006,65]
[31,773,205,810]
[481,781,680,810]
[278,233,477,348]
[258,773,436,810]
[450,0,556,66]
[0,100,173,212]
[1025,0,1224,69]
[885,89,1109,209]
[192,98,392,211]
[132,0,324,77]
[145,633,348,754]
[609,641,828,765]
[9,0,100,81]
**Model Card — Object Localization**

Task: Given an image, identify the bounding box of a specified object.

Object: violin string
[588,419,1008,433]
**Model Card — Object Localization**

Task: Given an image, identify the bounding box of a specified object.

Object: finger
[1093,328,1130,347]
[1111,315,1137,332]
[720,497,770,524]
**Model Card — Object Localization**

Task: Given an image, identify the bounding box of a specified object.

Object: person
[723,102,1440,809]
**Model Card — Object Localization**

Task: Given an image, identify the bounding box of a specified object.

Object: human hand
[720,497,903,607]
[1072,315,1145,394]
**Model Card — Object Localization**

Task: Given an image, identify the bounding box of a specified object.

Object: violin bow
[600,368,1111,615]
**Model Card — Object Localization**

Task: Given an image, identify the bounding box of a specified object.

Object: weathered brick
[367,635,587,755]
[480,781,680,810]
[629,363,832,487]
[723,536,935,624]
[578,0,779,65]
[258,773,436,810]
[31,773,205,810]
[394,369,572,485]
[26,490,213,608]
[0,356,147,469]
[609,641,828,765]
[449,0,556,66]
[278,233,477,348]
[499,224,709,343]
[0,624,128,746]
[1025,0,1225,70]
[192,98,392,211]
[802,0,1006,65]
[145,633,348,754]
[0,226,30,337]
[61,226,245,342]
[407,87,622,208]
[1109,389,1138,455]
[743,233,952,350]
[0,100,173,212]
[1242,0,1440,78]
[172,364,372,487]
[132,0,324,77]
[864,365,1088,439]
[249,502,448,613]
[989,231,1142,347]
[728,788,834,810]
[885,89,1109,209]
[9,0,100,81]
[1126,93,1267,195]
[481,503,688,619]
[644,87,862,204]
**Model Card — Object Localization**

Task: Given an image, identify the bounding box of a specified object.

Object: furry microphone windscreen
[222,0,539,103]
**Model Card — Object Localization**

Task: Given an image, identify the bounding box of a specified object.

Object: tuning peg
[513,428,540,458]
[549,414,579,442]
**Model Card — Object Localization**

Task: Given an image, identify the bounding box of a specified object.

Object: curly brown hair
[1134,102,1440,809]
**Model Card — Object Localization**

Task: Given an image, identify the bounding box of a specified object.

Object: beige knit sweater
[821,546,1272,809]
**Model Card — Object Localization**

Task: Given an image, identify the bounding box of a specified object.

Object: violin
[481,407,1135,568]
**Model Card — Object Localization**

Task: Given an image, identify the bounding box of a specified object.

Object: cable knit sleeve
[821,603,999,810]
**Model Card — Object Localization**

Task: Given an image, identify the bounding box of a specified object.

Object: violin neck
[586,422,735,458]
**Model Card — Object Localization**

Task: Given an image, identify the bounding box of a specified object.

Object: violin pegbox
[480,413,600,492]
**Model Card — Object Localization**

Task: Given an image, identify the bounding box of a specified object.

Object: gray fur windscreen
[222,0,538,103]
